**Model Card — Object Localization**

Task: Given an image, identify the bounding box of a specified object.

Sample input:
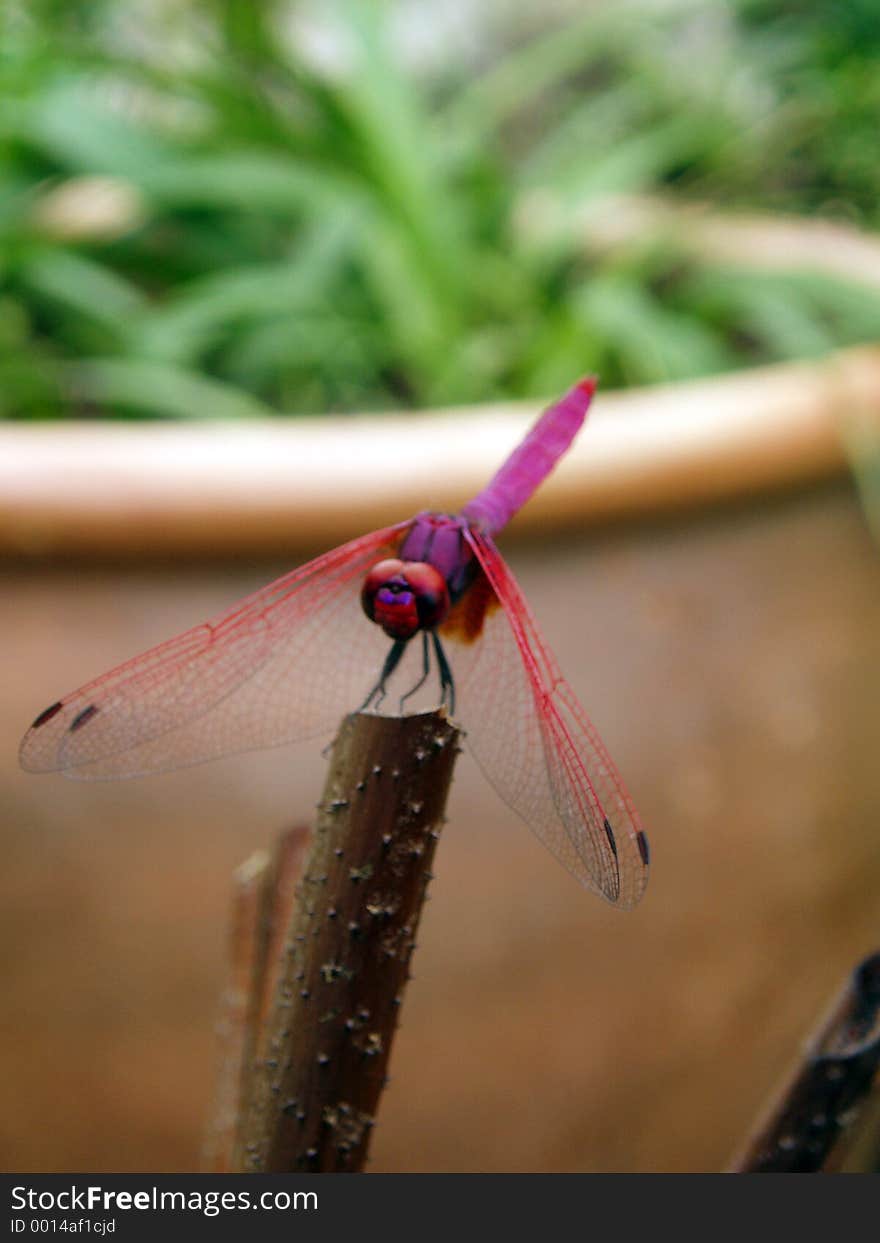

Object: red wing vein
[459,527,648,907]
[21,522,407,777]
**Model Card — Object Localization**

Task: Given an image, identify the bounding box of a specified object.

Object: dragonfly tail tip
[576,375,599,399]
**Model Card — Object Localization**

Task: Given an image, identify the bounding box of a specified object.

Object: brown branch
[200,849,268,1173]
[251,827,312,1061]
[201,827,310,1172]
[233,709,460,1173]
[729,952,880,1172]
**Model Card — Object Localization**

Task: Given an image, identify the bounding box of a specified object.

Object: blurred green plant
[1,0,879,419]
[733,0,880,221]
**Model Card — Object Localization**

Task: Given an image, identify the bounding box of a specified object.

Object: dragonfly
[20,378,649,908]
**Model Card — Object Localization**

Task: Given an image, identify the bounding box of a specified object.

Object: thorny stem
[233,709,460,1173]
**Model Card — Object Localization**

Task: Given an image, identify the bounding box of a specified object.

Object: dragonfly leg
[398,631,431,713]
[358,637,409,712]
[432,631,456,716]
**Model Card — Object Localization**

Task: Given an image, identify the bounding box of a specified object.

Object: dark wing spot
[603,817,618,858]
[31,701,63,729]
[636,830,650,867]
[601,817,621,901]
[70,704,99,733]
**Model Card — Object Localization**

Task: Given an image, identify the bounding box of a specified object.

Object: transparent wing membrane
[446,530,649,908]
[20,524,407,779]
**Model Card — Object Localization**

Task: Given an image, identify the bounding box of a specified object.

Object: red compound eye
[362,559,450,639]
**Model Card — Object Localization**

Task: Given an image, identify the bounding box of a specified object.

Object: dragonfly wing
[20,522,409,779]
[447,528,649,908]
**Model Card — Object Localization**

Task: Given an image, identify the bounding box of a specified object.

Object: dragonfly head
[362,559,450,640]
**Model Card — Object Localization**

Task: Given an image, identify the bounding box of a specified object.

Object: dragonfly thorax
[361,559,450,640]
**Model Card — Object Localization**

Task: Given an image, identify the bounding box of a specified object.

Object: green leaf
[442,5,636,141]
[16,79,173,177]
[573,273,734,382]
[138,153,357,214]
[17,248,147,339]
[129,209,359,363]
[686,268,837,360]
[64,358,277,419]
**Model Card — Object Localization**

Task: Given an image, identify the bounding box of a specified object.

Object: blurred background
[5,0,880,417]
[2,0,880,1172]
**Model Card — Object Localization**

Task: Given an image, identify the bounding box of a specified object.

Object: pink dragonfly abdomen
[388,377,598,615]
[462,377,596,536]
